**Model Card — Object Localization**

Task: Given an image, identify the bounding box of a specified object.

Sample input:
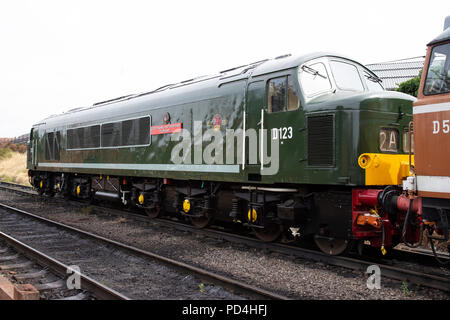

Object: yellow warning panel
[358,153,414,186]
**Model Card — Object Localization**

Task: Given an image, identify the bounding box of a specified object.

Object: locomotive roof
[428,28,450,46]
[35,51,370,128]
[428,16,450,46]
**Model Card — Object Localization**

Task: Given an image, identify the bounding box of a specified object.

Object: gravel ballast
[0,190,448,300]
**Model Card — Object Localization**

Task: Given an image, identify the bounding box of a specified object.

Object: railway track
[0,181,449,294]
[2,181,449,260]
[0,201,290,300]
[93,208,450,293]
[0,233,127,300]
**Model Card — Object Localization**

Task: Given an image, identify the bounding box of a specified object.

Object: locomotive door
[245,75,304,180]
[29,128,38,169]
[244,80,265,177]
[33,129,38,168]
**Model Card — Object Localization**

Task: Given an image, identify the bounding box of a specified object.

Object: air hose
[380,218,386,255]
[401,198,422,248]
[370,208,387,255]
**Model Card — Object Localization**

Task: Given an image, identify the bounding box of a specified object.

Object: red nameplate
[151,123,183,135]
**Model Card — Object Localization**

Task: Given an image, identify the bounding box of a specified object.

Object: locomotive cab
[295,56,416,254]
[409,17,450,256]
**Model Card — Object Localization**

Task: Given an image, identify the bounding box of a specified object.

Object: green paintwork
[28,52,416,186]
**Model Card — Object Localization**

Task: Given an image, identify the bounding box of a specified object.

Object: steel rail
[73,202,450,293]
[0,202,290,300]
[0,231,129,300]
[0,181,449,292]
[151,218,450,293]
[0,181,34,192]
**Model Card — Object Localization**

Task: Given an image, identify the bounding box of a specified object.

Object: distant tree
[0,142,27,154]
[396,70,422,97]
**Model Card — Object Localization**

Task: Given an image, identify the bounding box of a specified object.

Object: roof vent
[275,54,291,60]
[93,94,135,107]
[66,107,83,113]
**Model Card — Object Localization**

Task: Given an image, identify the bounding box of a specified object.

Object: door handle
[242,111,246,170]
[260,108,264,171]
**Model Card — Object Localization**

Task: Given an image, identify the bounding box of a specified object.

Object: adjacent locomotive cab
[409,17,450,257]
[358,17,450,261]
[414,19,450,200]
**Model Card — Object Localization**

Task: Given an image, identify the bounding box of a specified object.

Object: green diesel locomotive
[27,52,416,255]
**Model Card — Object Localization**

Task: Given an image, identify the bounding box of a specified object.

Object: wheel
[314,235,349,255]
[144,205,161,219]
[253,223,282,242]
[190,212,214,228]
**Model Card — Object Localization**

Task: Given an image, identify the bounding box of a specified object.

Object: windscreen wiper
[301,65,327,79]
[365,74,382,83]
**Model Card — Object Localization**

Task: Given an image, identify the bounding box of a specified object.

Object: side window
[329,61,364,92]
[67,117,150,150]
[67,126,100,149]
[101,122,122,148]
[268,77,286,113]
[121,117,150,146]
[137,117,151,145]
[267,76,299,113]
[102,116,150,148]
[288,76,300,111]
[67,128,79,149]
[85,126,101,148]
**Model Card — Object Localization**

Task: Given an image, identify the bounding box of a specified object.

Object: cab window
[267,75,299,113]
[424,42,450,95]
[363,71,384,92]
[329,60,364,92]
[299,62,331,97]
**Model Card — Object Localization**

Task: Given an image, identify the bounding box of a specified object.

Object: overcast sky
[0,0,449,137]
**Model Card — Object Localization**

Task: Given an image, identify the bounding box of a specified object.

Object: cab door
[30,128,38,169]
[245,74,304,182]
[27,129,33,169]
[244,80,265,179]
[265,75,304,181]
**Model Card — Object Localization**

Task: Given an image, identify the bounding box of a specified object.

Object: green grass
[401,281,409,295]
[1,176,15,183]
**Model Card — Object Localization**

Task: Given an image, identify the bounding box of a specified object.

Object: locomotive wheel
[190,212,214,229]
[144,205,161,219]
[253,223,282,242]
[314,236,349,255]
